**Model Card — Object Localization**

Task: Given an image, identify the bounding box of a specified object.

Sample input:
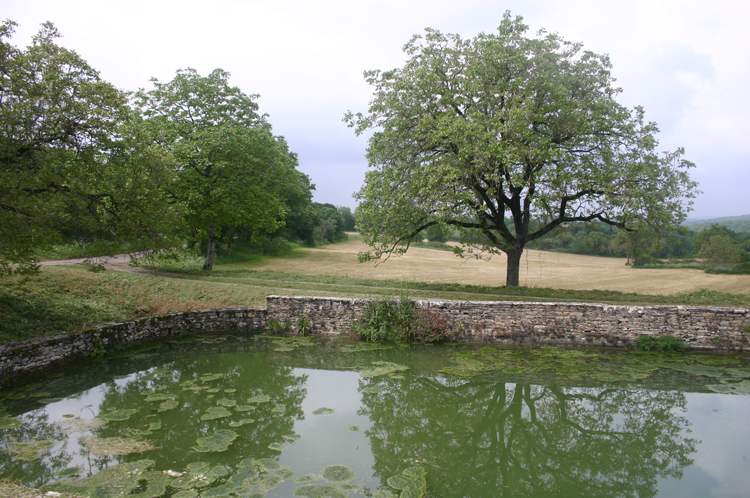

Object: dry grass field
[233,234,750,296]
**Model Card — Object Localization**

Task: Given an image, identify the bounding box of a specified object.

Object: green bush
[353,296,416,342]
[633,334,688,353]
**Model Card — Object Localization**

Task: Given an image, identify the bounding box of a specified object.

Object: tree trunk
[204,228,217,271]
[505,247,523,286]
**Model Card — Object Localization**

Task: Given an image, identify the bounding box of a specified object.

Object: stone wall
[0,307,266,385]
[2,296,749,385]
[266,295,750,350]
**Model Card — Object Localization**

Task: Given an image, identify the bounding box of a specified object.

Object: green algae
[144,394,175,402]
[373,490,398,498]
[6,440,54,460]
[159,398,179,412]
[275,467,296,479]
[706,380,750,394]
[57,466,82,478]
[268,442,286,451]
[322,465,355,482]
[346,426,360,432]
[193,429,238,452]
[360,361,410,379]
[296,475,316,483]
[340,343,393,353]
[44,459,157,497]
[312,407,335,415]
[248,394,271,403]
[96,408,137,421]
[275,346,295,352]
[186,462,212,474]
[200,373,224,382]
[228,418,255,427]
[361,386,383,394]
[84,436,154,455]
[386,466,426,498]
[217,398,237,407]
[283,433,302,442]
[256,458,282,472]
[0,414,21,428]
[201,406,232,420]
[294,484,348,498]
[258,474,283,490]
[224,389,237,393]
[29,391,51,398]
[271,403,286,413]
[235,405,257,412]
[173,491,199,498]
[55,416,106,434]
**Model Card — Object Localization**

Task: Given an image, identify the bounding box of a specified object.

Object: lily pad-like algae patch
[192,429,238,452]
[96,408,137,421]
[83,436,155,455]
[360,361,410,379]
[439,345,750,392]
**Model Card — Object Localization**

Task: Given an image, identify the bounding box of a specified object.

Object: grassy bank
[2,261,748,346]
[0,266,270,344]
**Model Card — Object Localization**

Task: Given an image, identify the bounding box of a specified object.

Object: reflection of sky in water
[657,393,750,498]
[4,356,750,497]
[276,368,377,491]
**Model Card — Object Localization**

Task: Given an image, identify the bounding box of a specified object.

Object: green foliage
[0,21,179,275]
[353,295,416,342]
[296,316,312,336]
[633,335,688,353]
[346,12,698,286]
[337,206,356,231]
[137,68,310,271]
[697,234,742,269]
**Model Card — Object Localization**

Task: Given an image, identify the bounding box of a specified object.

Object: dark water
[1,334,749,498]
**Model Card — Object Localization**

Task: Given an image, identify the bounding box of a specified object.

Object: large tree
[346,13,699,286]
[0,21,177,275]
[138,68,311,270]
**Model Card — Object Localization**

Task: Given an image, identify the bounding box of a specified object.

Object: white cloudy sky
[5,0,749,219]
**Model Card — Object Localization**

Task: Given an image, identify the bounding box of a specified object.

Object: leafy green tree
[314,203,346,243]
[337,206,356,231]
[346,13,698,286]
[0,21,177,275]
[137,68,307,270]
[697,235,741,269]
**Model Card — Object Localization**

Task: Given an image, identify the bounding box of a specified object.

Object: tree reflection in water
[360,377,696,498]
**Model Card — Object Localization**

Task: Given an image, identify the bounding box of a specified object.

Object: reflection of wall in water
[2,296,748,384]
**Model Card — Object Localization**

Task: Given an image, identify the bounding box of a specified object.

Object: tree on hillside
[0,21,177,275]
[346,13,699,286]
[137,68,311,270]
[697,235,741,269]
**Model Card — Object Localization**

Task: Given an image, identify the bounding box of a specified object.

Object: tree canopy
[137,68,312,270]
[0,21,177,275]
[346,13,699,286]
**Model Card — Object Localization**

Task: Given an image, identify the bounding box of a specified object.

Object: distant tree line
[410,218,750,274]
[0,21,354,274]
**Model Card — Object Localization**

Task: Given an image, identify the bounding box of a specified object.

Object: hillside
[684,214,750,232]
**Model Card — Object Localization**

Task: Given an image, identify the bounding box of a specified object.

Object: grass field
[2,235,748,345]
[221,234,750,296]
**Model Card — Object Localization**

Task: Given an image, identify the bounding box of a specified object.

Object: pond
[1,334,749,498]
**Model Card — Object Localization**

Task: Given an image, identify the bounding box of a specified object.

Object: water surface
[1,335,748,497]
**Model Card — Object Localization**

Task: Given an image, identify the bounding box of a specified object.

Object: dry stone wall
[2,296,749,385]
[0,307,266,385]
[266,295,750,350]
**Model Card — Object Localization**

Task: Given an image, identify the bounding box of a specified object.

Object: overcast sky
[5,0,749,219]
